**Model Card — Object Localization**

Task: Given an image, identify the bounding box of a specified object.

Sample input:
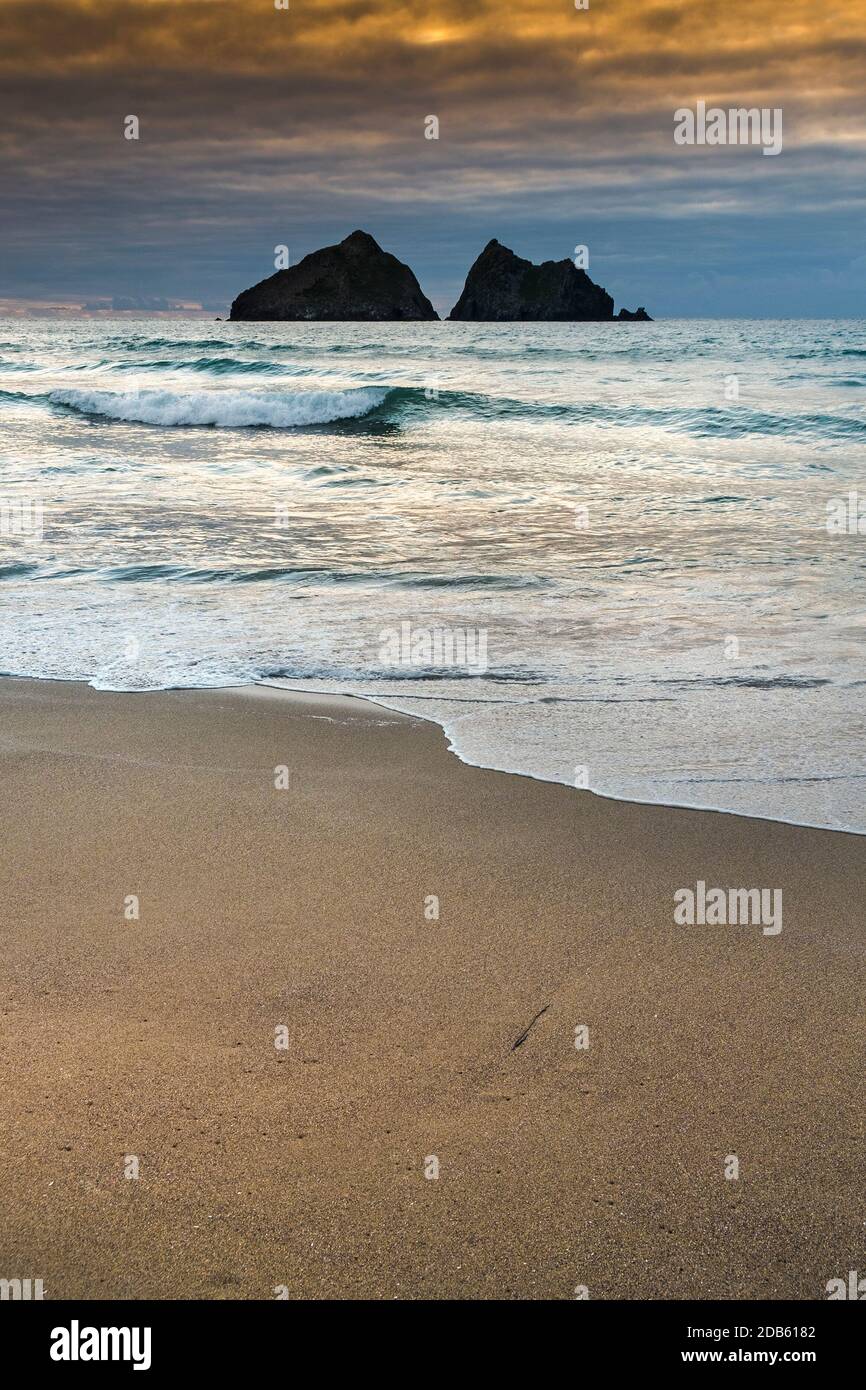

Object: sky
[0,0,864,317]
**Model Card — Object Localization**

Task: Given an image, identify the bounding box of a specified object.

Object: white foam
[48,385,388,428]
[3,317,864,838]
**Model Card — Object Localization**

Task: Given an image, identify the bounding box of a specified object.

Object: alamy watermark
[1,1276,46,1300]
[50,1322,152,1370]
[826,491,865,535]
[674,102,783,157]
[826,1270,866,1300]
[674,880,782,936]
[379,621,488,674]
[0,496,44,539]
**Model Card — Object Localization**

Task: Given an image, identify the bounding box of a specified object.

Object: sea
[1,317,864,832]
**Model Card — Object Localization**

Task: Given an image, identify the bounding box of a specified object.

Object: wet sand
[0,676,863,1299]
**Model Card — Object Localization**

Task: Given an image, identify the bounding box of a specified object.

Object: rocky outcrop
[230,230,438,321]
[617,306,653,321]
[448,239,615,321]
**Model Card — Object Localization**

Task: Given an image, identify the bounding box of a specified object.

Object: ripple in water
[0,317,864,832]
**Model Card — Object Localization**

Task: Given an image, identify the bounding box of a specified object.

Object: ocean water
[1,318,864,832]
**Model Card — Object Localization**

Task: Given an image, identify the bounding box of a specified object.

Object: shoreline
[0,675,863,1299]
[3,669,863,839]
[260,681,866,840]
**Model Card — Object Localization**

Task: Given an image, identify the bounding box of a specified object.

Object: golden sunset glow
[0,0,863,312]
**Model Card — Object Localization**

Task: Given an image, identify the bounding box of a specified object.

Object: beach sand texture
[0,677,863,1299]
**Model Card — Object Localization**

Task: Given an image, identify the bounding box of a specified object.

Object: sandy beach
[0,675,863,1300]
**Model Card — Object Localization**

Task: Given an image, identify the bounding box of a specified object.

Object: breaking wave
[47,385,389,427]
[25,382,864,439]
[1,317,865,832]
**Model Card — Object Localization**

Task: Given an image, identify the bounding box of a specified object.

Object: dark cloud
[0,0,863,314]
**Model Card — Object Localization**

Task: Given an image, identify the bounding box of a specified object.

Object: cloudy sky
[1,0,864,316]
